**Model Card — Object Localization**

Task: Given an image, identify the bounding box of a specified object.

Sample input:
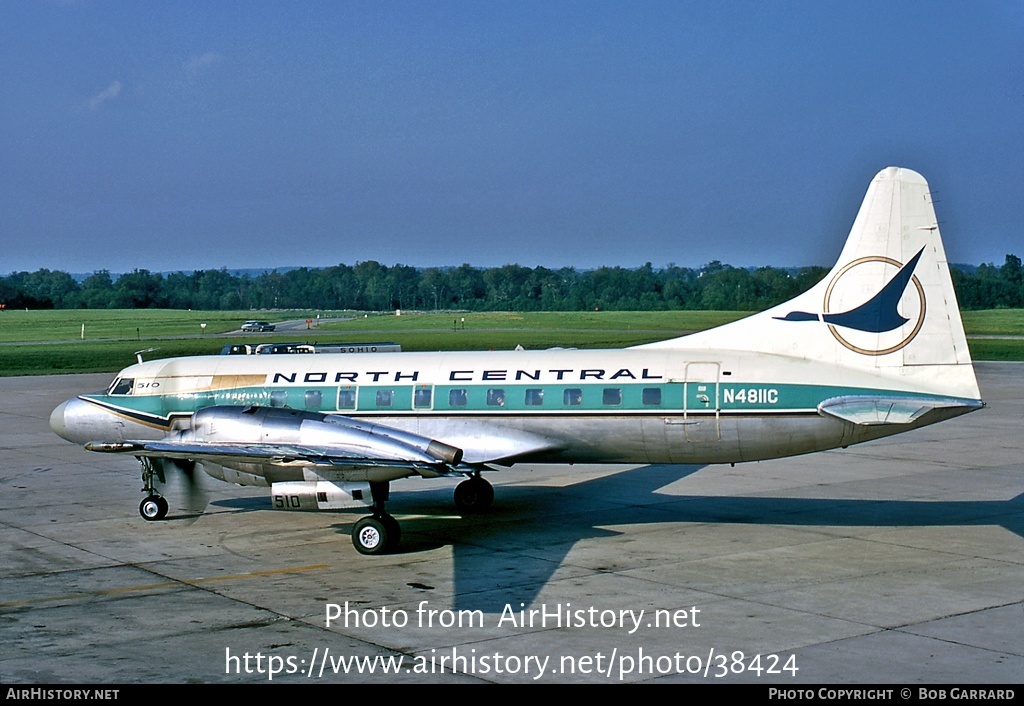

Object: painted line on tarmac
[0,563,330,608]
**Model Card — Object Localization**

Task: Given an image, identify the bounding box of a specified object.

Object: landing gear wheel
[352,515,399,555]
[140,495,168,521]
[454,477,494,514]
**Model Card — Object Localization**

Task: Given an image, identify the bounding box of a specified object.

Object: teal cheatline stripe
[84,381,973,420]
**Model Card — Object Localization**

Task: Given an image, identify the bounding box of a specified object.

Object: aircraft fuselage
[51,346,980,475]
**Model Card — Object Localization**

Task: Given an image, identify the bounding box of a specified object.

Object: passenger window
[110,378,134,395]
[376,390,393,407]
[449,389,468,407]
[642,388,662,406]
[270,390,288,408]
[337,388,356,409]
[304,390,322,409]
[414,387,432,409]
[486,388,506,406]
[563,388,583,406]
[525,388,544,406]
[602,388,622,405]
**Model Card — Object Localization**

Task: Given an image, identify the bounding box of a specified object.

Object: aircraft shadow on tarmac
[205,464,1023,613]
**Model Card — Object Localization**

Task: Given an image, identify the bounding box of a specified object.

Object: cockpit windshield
[109,378,134,395]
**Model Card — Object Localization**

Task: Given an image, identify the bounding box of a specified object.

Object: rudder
[639,167,979,399]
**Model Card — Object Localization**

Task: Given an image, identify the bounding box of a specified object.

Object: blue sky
[2,1,1021,274]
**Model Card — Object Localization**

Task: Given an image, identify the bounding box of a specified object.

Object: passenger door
[684,362,720,442]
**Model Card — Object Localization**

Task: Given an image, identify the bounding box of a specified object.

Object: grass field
[320,310,745,333]
[960,309,1024,336]
[0,309,333,343]
[0,308,1020,376]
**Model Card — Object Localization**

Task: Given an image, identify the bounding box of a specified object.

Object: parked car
[241,320,275,332]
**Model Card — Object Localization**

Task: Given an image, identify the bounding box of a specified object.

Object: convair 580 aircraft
[51,168,984,554]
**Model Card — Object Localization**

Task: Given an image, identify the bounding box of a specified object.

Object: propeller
[157,458,209,518]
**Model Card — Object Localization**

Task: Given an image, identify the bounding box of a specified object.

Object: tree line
[1,255,1021,312]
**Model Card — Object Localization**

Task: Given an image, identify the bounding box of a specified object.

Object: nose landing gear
[351,481,402,556]
[138,457,168,521]
[140,494,168,521]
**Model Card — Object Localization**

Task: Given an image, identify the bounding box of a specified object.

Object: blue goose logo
[775,247,927,356]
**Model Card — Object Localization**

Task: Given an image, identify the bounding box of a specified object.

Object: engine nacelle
[181,405,463,465]
[270,481,373,510]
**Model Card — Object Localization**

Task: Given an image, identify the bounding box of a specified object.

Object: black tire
[454,477,494,514]
[352,515,392,555]
[140,495,167,521]
[380,514,402,551]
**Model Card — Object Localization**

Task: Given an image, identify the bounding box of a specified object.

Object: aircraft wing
[817,395,984,426]
[84,439,462,476]
[80,405,564,477]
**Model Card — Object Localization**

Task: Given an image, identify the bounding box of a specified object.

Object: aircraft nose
[50,400,71,440]
[50,398,88,443]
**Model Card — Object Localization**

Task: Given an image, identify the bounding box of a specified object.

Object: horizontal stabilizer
[817,396,984,426]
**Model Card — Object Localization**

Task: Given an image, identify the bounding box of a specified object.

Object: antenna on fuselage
[135,348,157,364]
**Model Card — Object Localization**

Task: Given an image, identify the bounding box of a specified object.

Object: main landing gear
[351,481,401,556]
[453,475,494,514]
[350,474,495,555]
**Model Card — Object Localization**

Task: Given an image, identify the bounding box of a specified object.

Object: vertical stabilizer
[639,168,980,400]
